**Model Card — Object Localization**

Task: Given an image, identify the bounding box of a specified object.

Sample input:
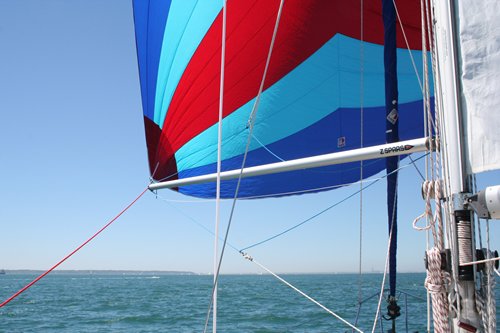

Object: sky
[0,0,499,277]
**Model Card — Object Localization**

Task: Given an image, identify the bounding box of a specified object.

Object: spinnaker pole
[148,138,429,191]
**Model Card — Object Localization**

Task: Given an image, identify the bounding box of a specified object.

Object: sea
[0,272,498,332]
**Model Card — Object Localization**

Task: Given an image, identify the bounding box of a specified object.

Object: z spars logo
[379,144,414,155]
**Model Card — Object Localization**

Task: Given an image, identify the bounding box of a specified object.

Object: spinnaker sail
[133,0,430,199]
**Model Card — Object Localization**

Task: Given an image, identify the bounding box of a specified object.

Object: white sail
[458,0,500,174]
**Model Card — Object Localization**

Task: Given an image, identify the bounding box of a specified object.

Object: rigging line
[251,133,285,162]
[485,218,496,333]
[472,175,486,252]
[240,155,429,200]
[421,5,432,329]
[459,256,500,267]
[240,252,364,333]
[239,178,380,252]
[156,187,373,332]
[371,175,399,333]
[210,1,228,332]
[358,0,365,309]
[240,154,427,252]
[203,2,286,332]
[408,154,425,181]
[0,186,149,308]
[391,0,423,92]
[155,198,216,203]
[241,172,385,199]
[154,193,240,253]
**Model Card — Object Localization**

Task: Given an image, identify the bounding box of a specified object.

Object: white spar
[149,137,430,191]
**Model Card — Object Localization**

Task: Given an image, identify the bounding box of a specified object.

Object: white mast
[432,0,499,331]
[432,0,480,331]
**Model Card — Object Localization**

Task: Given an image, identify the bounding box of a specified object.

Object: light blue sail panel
[175,35,429,175]
[154,1,222,127]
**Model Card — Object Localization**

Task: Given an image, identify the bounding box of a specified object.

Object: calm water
[0,272,497,332]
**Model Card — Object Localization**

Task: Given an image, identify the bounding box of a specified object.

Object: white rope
[456,220,473,265]
[210,0,227,330]
[156,198,216,203]
[419,10,433,324]
[485,221,497,332]
[241,158,422,200]
[371,212,394,333]
[413,1,452,320]
[240,252,364,333]
[459,256,500,267]
[204,2,286,331]
[357,0,365,309]
[392,0,423,91]
[251,133,285,162]
[425,248,450,333]
[412,180,434,232]
[475,287,487,333]
[247,0,284,125]
[371,175,399,333]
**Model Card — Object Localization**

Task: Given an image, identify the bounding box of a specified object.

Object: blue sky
[1,0,498,276]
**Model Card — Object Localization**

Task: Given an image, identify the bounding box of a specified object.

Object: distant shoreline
[0,270,425,275]
[0,270,196,275]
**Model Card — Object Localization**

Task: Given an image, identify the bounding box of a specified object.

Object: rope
[241,155,428,252]
[370,167,399,333]
[203,2,285,332]
[239,176,381,252]
[414,4,452,325]
[156,191,365,332]
[154,192,240,253]
[210,0,228,330]
[371,206,394,333]
[425,248,450,333]
[485,221,497,333]
[239,159,391,199]
[240,252,364,333]
[358,0,365,310]
[251,133,285,162]
[391,0,423,91]
[408,155,425,181]
[0,186,149,308]
[459,256,500,267]
[457,220,473,265]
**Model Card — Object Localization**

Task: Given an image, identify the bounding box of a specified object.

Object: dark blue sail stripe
[382,0,399,305]
[177,99,424,198]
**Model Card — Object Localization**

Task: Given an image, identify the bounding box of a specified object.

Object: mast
[431,0,484,331]
[382,0,400,329]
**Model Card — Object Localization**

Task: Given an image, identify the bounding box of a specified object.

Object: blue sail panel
[132,0,430,198]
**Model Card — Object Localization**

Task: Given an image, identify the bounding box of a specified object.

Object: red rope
[0,187,149,308]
